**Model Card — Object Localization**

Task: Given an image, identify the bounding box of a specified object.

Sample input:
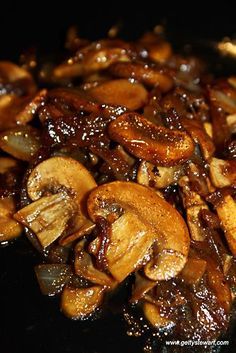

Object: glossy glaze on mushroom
[0,28,236,350]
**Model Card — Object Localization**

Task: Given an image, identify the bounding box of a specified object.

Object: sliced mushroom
[209,158,236,188]
[109,62,173,92]
[108,113,194,166]
[179,257,207,285]
[88,79,148,110]
[0,197,22,243]
[137,161,183,189]
[61,285,105,319]
[0,126,40,161]
[74,239,116,288]
[14,192,76,248]
[15,156,97,248]
[179,176,209,241]
[87,181,190,282]
[54,47,130,78]
[216,195,236,256]
[143,301,174,329]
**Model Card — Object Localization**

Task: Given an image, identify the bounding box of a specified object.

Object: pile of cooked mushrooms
[0,28,236,344]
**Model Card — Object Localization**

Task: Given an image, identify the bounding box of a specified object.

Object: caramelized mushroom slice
[179,176,209,241]
[61,285,105,319]
[87,181,190,282]
[0,197,22,243]
[143,302,174,329]
[89,79,148,110]
[216,195,236,256]
[74,239,116,288]
[54,47,130,78]
[14,192,75,248]
[137,161,183,189]
[109,62,173,92]
[209,158,236,188]
[0,126,40,161]
[108,113,194,166]
[15,157,97,248]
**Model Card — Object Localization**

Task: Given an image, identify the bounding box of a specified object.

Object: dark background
[0,1,236,59]
[1,1,236,353]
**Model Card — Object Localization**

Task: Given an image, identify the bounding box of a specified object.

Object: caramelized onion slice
[179,258,207,285]
[61,285,105,319]
[0,61,36,95]
[0,126,40,161]
[131,271,156,302]
[89,79,148,110]
[0,197,22,243]
[108,113,194,166]
[35,264,72,296]
[87,181,190,282]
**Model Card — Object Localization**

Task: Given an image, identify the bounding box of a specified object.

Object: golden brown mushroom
[87,181,190,282]
[137,161,183,189]
[74,239,116,288]
[108,113,194,166]
[88,79,148,110]
[14,156,97,248]
[61,285,105,319]
[53,46,130,79]
[209,158,236,188]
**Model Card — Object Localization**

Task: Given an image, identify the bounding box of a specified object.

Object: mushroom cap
[27,156,97,202]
